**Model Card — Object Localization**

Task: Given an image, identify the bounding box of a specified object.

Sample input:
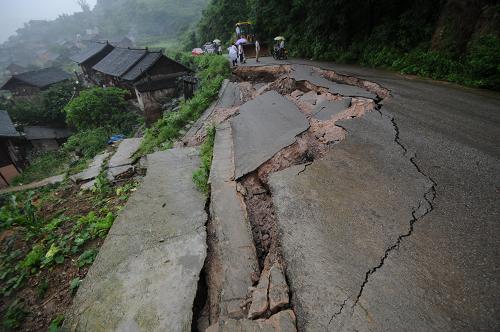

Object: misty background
[0,0,98,43]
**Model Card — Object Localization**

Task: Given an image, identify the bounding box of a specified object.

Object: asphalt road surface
[247,58,500,331]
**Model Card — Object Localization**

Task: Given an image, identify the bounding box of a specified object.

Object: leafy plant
[36,278,49,299]
[77,249,98,268]
[69,278,81,296]
[2,300,27,330]
[63,128,109,159]
[48,315,65,332]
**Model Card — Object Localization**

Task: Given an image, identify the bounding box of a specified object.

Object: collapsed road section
[189,62,394,331]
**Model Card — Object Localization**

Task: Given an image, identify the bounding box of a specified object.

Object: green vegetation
[193,126,216,194]
[138,55,230,155]
[196,0,500,90]
[12,87,140,185]
[0,179,138,329]
[64,87,139,135]
[5,81,78,126]
[12,151,69,186]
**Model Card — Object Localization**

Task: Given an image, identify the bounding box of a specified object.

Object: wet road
[246,58,500,331]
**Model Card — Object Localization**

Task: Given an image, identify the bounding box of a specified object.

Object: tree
[64,87,138,134]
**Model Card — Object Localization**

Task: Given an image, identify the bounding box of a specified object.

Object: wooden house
[70,41,115,84]
[0,68,72,98]
[91,47,193,124]
[23,126,73,154]
[0,110,21,188]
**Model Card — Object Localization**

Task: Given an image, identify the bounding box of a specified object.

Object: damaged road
[237,58,500,331]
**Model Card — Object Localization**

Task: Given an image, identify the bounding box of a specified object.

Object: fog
[0,0,98,43]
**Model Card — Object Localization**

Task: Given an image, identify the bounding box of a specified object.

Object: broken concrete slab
[231,90,309,179]
[299,91,318,105]
[290,64,377,99]
[312,98,352,120]
[248,269,270,319]
[207,310,297,332]
[70,152,110,183]
[64,148,207,332]
[268,111,433,331]
[108,138,143,169]
[207,122,259,321]
[268,263,289,313]
[80,179,96,191]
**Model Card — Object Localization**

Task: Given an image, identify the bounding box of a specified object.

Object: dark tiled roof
[0,110,19,137]
[92,48,146,77]
[1,68,71,90]
[71,42,113,64]
[23,126,72,140]
[121,52,162,81]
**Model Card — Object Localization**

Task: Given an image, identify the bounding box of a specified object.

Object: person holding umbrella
[236,37,247,64]
[228,44,238,66]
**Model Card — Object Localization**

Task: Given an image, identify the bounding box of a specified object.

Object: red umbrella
[191,48,204,56]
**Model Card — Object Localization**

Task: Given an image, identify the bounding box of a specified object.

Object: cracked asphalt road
[247,58,500,331]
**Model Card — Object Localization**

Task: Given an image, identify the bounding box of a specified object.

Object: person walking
[255,39,261,63]
[236,24,241,38]
[238,43,246,64]
[229,44,238,66]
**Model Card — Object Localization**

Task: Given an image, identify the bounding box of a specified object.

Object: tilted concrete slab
[268,111,434,331]
[108,138,143,169]
[312,98,352,120]
[207,122,259,320]
[65,148,207,332]
[290,64,377,99]
[70,152,110,182]
[231,90,309,179]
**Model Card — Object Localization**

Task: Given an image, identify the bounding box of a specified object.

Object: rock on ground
[70,152,110,183]
[207,310,297,332]
[108,138,143,168]
[64,148,207,332]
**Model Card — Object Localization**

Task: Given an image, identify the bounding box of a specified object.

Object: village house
[5,63,26,76]
[72,45,193,124]
[0,111,22,188]
[0,67,72,98]
[70,41,115,85]
[23,126,73,154]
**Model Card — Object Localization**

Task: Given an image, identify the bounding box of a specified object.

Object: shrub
[64,87,138,134]
[7,81,77,126]
[466,34,500,89]
[63,128,109,159]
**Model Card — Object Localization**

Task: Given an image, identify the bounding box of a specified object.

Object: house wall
[0,165,19,187]
[30,139,60,152]
[135,87,176,126]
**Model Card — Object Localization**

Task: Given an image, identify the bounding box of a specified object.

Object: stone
[299,91,318,105]
[108,138,143,169]
[64,148,207,332]
[268,263,289,313]
[231,91,309,179]
[70,152,110,183]
[80,180,96,191]
[207,310,297,332]
[248,269,270,319]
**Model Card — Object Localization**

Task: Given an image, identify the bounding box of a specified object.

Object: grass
[12,152,70,186]
[137,54,230,156]
[192,126,216,194]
